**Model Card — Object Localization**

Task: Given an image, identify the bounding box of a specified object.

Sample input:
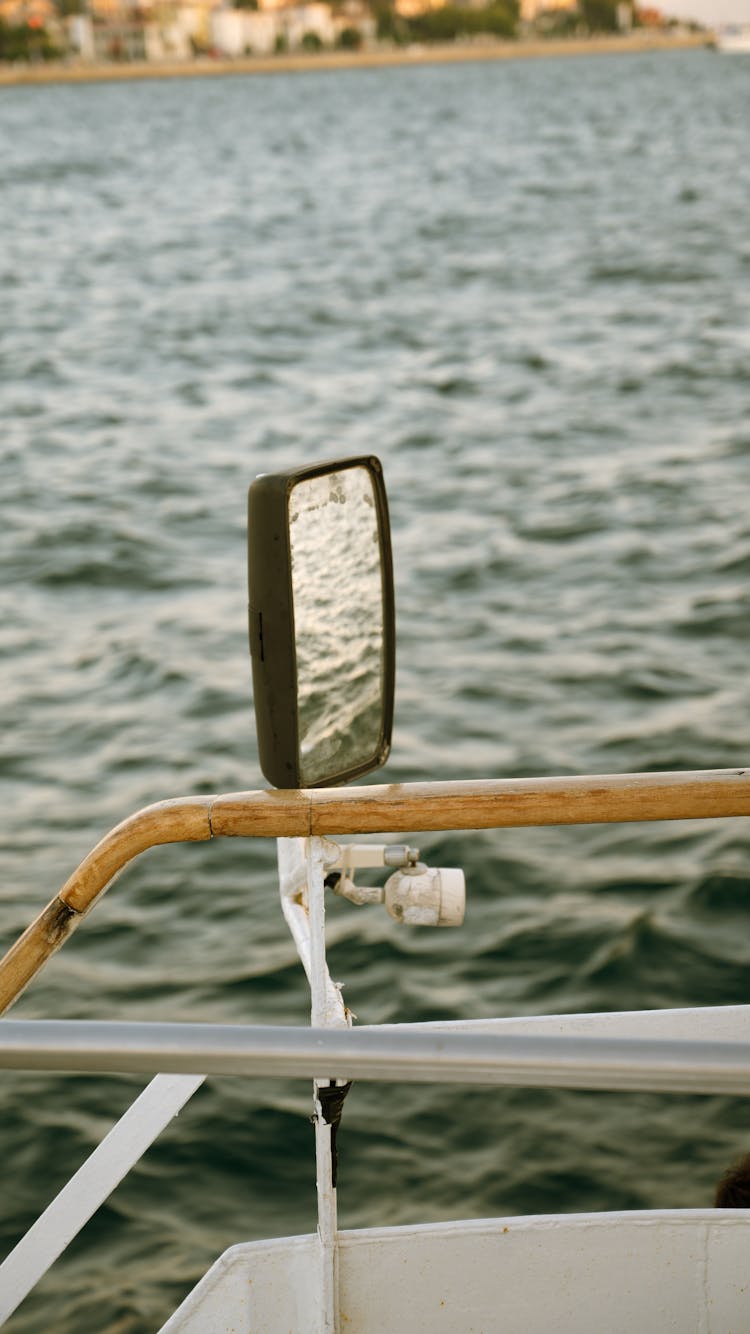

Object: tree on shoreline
[0,15,60,58]
[579,0,619,31]
[375,0,518,44]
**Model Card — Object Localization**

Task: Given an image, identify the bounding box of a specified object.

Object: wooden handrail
[1,767,748,1016]
[215,767,750,836]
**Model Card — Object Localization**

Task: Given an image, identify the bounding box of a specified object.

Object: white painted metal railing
[2,1019,750,1094]
[2,1008,750,1325]
[0,772,748,1330]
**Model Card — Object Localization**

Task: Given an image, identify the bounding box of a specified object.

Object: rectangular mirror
[248,456,395,789]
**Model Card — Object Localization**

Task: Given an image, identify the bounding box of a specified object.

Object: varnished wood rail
[0,767,748,1015]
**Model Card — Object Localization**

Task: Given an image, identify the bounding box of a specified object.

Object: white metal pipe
[307,837,340,1334]
[278,837,347,1332]
[3,1021,750,1094]
[313,1091,336,1334]
[277,838,348,1030]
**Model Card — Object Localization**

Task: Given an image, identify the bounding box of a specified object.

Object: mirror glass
[289,466,385,786]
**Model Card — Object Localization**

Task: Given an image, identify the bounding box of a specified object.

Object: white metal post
[277,836,349,1334]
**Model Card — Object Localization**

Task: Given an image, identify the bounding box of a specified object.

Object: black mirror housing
[248,456,395,789]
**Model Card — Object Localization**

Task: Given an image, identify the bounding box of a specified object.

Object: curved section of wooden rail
[1,768,748,1016]
[0,790,309,1016]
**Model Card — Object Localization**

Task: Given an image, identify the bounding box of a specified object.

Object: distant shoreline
[0,30,712,88]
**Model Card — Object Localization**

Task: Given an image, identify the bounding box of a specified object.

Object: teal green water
[1,48,750,1330]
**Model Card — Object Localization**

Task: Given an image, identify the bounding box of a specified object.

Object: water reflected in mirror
[289,466,384,786]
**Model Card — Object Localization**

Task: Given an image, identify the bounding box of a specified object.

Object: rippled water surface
[2,48,750,1331]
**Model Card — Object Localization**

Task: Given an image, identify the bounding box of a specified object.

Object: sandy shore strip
[0,31,712,88]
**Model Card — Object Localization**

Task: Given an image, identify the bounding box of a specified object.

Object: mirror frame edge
[247,470,297,789]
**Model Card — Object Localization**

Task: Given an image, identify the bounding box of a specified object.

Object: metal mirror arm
[326,843,466,926]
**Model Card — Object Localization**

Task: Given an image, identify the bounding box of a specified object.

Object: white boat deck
[162,1211,750,1334]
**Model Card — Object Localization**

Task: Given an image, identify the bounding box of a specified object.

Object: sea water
[1,47,750,1331]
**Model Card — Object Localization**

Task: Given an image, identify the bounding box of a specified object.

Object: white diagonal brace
[0,1071,203,1326]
